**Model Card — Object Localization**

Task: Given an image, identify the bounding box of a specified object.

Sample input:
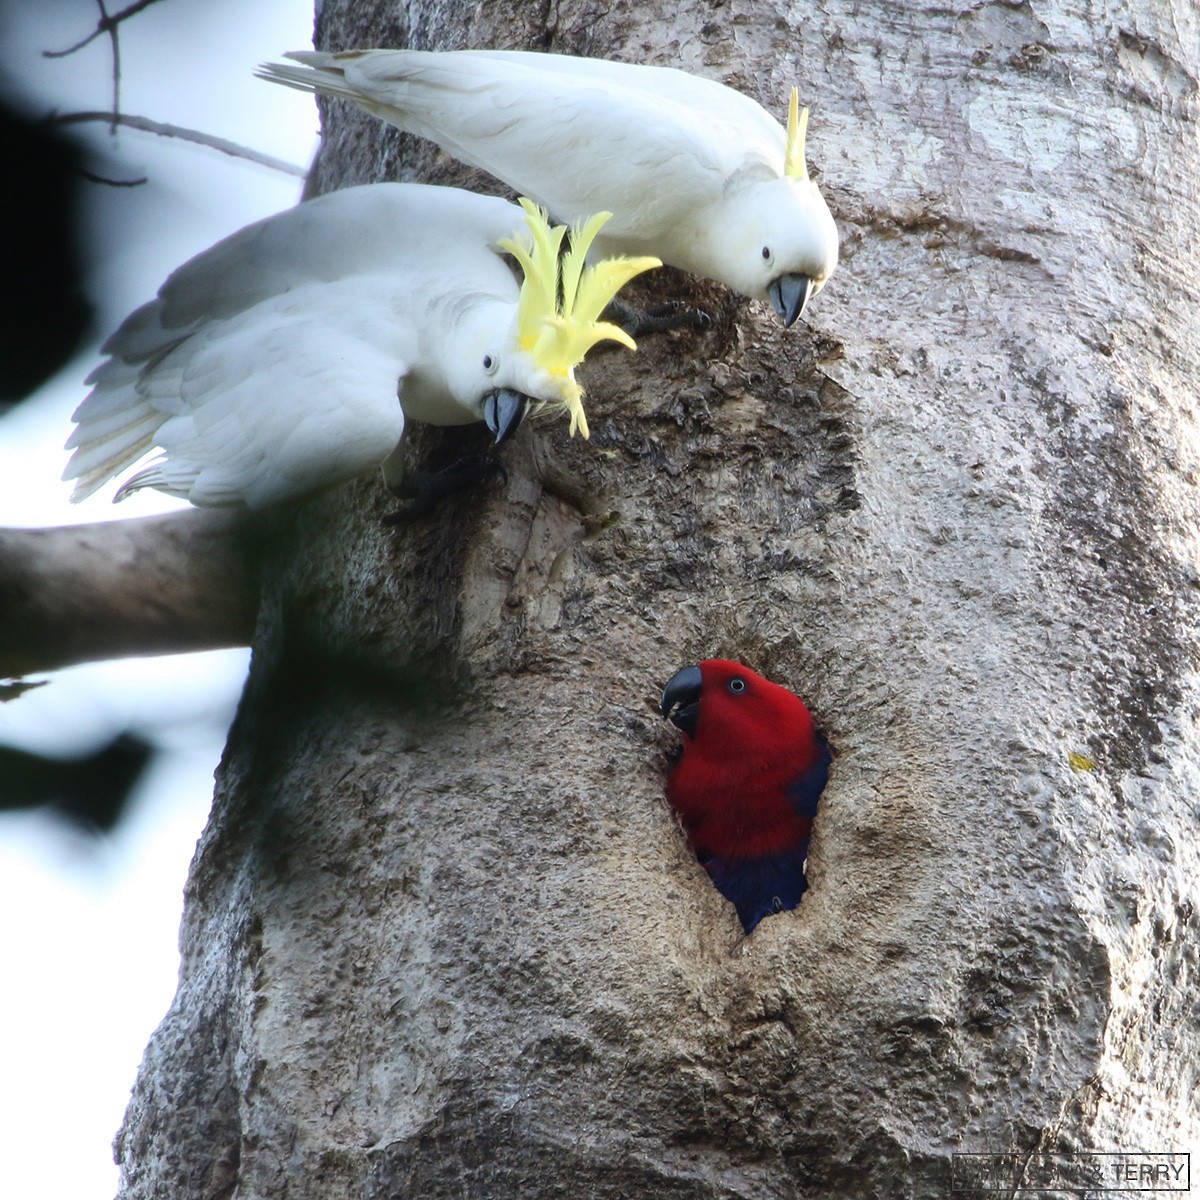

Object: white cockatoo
[63,184,659,509]
[258,49,839,327]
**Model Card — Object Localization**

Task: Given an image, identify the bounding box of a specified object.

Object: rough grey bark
[118,1,1199,1197]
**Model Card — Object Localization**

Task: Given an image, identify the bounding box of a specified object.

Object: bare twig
[43,0,308,185]
[53,111,309,178]
[44,0,167,134]
[43,0,165,60]
[80,167,149,187]
[103,1,120,130]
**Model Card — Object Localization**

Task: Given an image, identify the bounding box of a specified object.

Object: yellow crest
[498,198,661,438]
[784,86,810,181]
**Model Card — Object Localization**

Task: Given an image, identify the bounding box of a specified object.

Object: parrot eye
[728,677,747,694]
[482,353,498,375]
[761,246,772,263]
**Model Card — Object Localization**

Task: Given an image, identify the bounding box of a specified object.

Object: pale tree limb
[0,511,260,678]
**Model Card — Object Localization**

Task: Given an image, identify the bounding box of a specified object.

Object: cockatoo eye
[728,677,747,694]
[482,353,498,375]
[761,246,773,264]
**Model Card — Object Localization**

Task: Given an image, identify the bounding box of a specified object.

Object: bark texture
[118,1,1200,1196]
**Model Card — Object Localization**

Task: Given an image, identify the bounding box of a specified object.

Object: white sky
[0,2,318,1196]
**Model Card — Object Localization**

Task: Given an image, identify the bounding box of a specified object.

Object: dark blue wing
[695,737,830,934]
[783,735,831,821]
[703,846,810,934]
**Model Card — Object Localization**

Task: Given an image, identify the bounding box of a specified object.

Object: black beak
[483,389,529,445]
[660,664,702,737]
[767,273,815,328]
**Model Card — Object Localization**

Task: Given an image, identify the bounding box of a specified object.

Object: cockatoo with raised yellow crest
[63,183,658,509]
[259,49,839,327]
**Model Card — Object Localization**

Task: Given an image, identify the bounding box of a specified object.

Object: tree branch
[43,0,166,60]
[52,112,309,178]
[0,511,261,678]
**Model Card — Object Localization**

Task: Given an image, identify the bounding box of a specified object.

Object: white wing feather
[263,51,785,246]
[65,185,523,507]
[126,182,519,333]
[69,282,413,507]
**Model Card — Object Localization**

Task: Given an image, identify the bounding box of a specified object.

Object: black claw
[604,296,711,338]
[644,300,711,330]
[383,456,508,525]
[646,300,687,318]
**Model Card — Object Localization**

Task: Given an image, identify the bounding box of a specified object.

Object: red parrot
[659,659,830,933]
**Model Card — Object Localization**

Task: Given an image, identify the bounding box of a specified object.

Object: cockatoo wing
[458,49,782,130]
[265,51,785,246]
[65,184,527,507]
[114,182,521,341]
[67,280,415,508]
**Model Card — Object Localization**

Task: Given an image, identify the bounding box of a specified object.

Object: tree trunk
[117,1,1200,1196]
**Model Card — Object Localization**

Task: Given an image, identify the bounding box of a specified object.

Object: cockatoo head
[426,297,538,444]
[720,90,839,325]
[420,202,659,442]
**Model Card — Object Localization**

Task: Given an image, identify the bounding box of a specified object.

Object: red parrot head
[660,658,819,770]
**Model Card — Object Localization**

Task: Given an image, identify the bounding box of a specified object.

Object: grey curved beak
[660,664,703,737]
[768,273,816,327]
[483,389,529,445]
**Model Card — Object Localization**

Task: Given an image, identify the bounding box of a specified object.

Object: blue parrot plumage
[660,659,830,933]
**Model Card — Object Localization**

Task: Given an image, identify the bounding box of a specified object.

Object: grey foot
[383,456,508,525]
[605,296,711,338]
